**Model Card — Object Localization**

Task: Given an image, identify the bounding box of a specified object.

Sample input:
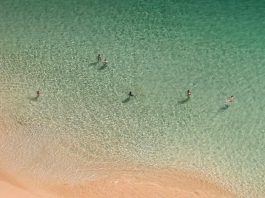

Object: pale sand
[0,118,235,198]
[0,169,54,198]
[0,167,236,198]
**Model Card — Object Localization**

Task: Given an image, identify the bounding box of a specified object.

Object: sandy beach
[0,167,235,198]
[0,168,54,198]
[0,117,236,198]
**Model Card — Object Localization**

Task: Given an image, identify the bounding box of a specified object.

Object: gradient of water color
[0,0,264,197]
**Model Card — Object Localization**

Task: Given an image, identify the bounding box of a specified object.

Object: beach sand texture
[0,167,235,198]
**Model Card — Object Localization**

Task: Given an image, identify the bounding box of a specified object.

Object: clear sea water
[0,0,264,197]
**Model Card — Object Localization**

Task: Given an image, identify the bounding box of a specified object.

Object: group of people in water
[34,54,236,108]
[185,90,235,107]
[186,89,235,108]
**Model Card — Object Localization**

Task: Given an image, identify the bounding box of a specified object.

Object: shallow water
[0,0,265,197]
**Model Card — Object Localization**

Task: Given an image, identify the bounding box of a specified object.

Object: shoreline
[0,117,236,197]
[0,166,236,198]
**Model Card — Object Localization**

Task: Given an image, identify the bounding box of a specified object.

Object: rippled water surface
[0,0,264,197]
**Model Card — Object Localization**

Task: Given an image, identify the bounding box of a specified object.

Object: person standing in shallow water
[187,90,192,98]
[97,54,102,62]
[128,91,134,97]
[36,90,40,98]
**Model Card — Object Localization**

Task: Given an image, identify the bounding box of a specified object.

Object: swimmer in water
[102,58,108,65]
[226,96,235,104]
[224,95,235,108]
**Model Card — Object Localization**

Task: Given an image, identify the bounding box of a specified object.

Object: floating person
[227,96,235,103]
[187,89,192,98]
[225,96,235,105]
[97,54,102,62]
[223,95,235,109]
[102,58,108,66]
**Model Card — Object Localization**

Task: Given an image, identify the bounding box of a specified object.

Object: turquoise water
[0,0,264,196]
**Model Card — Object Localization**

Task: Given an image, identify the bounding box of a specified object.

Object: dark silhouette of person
[129,91,134,97]
[187,89,192,98]
[97,54,102,62]
[36,90,40,98]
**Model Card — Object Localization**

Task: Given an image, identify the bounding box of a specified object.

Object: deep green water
[0,0,264,197]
